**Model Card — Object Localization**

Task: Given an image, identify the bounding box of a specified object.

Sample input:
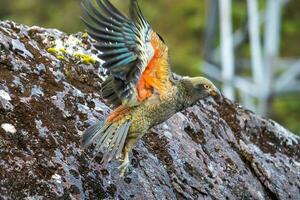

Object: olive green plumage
[80,0,221,176]
[128,77,220,134]
[82,76,220,175]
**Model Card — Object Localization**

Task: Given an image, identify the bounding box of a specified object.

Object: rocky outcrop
[0,21,299,200]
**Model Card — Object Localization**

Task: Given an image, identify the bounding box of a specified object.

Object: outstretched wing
[81,0,171,107]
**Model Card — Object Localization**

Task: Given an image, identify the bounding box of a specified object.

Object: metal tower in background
[203,0,299,116]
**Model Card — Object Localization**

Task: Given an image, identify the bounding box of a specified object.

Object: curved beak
[210,88,221,97]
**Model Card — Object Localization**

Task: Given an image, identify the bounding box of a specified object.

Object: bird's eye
[204,84,210,89]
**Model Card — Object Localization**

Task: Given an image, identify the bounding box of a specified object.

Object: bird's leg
[118,147,130,177]
[118,134,139,176]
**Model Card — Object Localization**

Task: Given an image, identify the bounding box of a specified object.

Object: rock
[0,20,299,200]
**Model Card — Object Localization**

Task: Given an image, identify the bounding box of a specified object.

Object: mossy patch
[47,47,96,64]
[47,47,59,55]
[47,47,67,60]
[73,52,96,64]
[82,32,89,38]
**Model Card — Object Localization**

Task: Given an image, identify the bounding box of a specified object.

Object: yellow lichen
[47,47,66,60]
[59,48,67,54]
[57,55,65,60]
[47,45,97,64]
[82,32,89,38]
[47,47,58,55]
[73,53,96,64]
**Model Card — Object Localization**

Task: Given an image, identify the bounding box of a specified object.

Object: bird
[80,0,221,176]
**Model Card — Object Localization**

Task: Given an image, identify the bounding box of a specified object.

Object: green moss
[47,47,58,55]
[47,46,96,64]
[47,47,66,60]
[57,55,65,60]
[73,53,96,64]
[82,32,89,38]
[59,48,67,54]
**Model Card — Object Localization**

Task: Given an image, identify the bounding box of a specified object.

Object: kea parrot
[80,0,221,175]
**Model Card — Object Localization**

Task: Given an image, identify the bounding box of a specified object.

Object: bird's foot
[118,157,130,177]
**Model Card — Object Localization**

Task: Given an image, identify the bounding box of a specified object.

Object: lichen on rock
[0,20,299,199]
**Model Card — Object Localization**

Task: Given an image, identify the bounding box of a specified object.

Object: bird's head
[180,76,221,106]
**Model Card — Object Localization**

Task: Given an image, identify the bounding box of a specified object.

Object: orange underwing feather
[106,105,131,123]
[137,32,169,102]
[82,0,154,107]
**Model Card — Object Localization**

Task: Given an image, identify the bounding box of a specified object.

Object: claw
[118,160,130,177]
[118,149,130,177]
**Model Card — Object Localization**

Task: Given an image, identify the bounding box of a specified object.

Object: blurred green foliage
[1,0,299,134]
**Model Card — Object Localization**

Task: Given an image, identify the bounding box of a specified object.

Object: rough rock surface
[0,21,299,200]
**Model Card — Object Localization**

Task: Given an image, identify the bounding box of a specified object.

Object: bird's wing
[81,0,171,107]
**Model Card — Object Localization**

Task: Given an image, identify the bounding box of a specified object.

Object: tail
[81,120,131,163]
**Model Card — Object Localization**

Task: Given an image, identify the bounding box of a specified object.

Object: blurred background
[0,0,299,135]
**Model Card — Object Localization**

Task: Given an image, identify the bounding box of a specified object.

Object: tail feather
[82,119,131,163]
[116,122,131,159]
[96,124,117,152]
[108,121,131,161]
[81,120,106,148]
